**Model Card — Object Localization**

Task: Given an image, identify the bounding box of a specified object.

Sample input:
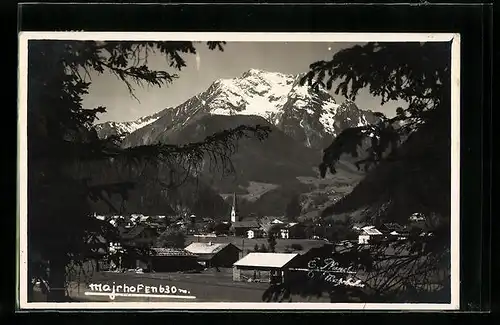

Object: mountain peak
[241,68,294,80]
[101,68,381,150]
[93,107,170,139]
[242,68,266,76]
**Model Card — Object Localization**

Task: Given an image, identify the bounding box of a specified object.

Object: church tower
[230,192,239,223]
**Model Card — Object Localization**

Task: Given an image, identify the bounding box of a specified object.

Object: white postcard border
[17,32,461,311]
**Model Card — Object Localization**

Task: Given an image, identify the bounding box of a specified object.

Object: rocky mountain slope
[94,69,380,150]
[93,108,170,140]
[91,69,383,218]
[320,109,451,225]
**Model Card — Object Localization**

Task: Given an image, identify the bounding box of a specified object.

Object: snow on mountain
[104,69,381,149]
[199,69,345,135]
[90,69,382,216]
[93,108,170,139]
[208,69,300,116]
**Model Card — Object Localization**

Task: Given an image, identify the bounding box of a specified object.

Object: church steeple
[230,192,238,223]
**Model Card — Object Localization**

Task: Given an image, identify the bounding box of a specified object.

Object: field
[185,235,327,253]
[33,268,332,303]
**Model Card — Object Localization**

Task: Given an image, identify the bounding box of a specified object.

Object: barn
[231,221,260,237]
[185,242,241,268]
[119,225,158,248]
[146,247,203,272]
[358,226,384,244]
[232,252,300,284]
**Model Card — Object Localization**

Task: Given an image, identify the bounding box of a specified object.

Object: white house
[409,212,426,222]
[247,229,263,239]
[389,230,408,241]
[232,252,299,282]
[358,226,383,244]
[247,229,256,239]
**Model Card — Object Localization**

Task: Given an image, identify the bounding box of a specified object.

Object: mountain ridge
[93,108,171,140]
[95,69,381,150]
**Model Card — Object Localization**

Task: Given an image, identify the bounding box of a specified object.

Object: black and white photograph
[18,32,460,310]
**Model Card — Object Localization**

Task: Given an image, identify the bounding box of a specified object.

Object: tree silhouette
[267,230,277,253]
[301,42,450,178]
[262,42,452,303]
[157,229,186,248]
[27,40,271,301]
[285,194,301,222]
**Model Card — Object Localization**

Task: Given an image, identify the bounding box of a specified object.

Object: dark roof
[196,254,216,261]
[232,221,259,228]
[285,222,305,229]
[86,234,107,245]
[121,225,145,239]
[150,247,198,257]
[382,223,405,231]
[121,225,156,240]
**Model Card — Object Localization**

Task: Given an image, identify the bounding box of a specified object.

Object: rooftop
[231,221,260,228]
[361,227,383,236]
[121,225,146,239]
[382,222,405,231]
[150,247,198,257]
[185,242,239,255]
[234,252,299,269]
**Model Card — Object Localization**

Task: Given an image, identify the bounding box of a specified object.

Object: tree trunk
[47,257,68,302]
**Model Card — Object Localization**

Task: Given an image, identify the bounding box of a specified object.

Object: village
[58,191,436,303]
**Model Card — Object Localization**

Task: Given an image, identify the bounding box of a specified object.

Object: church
[229,193,260,237]
[230,192,239,223]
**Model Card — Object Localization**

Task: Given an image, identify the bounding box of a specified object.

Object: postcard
[17,32,460,310]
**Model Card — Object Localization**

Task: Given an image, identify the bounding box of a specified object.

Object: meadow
[185,235,328,254]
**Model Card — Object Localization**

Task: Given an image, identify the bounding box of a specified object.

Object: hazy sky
[82,42,405,124]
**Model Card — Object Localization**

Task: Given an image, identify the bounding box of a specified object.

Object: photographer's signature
[292,257,365,288]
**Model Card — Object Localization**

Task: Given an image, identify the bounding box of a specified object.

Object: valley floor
[185,235,328,253]
[28,237,449,305]
[32,268,333,303]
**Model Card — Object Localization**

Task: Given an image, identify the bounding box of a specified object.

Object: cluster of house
[139,242,243,273]
[94,213,170,230]
[93,202,433,249]
[93,191,309,241]
[104,239,367,286]
[103,240,242,273]
[87,212,435,288]
[353,217,433,245]
[354,223,406,244]
[231,218,307,239]
[102,235,329,281]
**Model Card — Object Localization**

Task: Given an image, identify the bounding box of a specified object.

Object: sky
[82,42,406,124]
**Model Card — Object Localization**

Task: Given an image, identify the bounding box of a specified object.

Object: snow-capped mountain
[91,69,381,217]
[118,69,381,149]
[93,108,170,140]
